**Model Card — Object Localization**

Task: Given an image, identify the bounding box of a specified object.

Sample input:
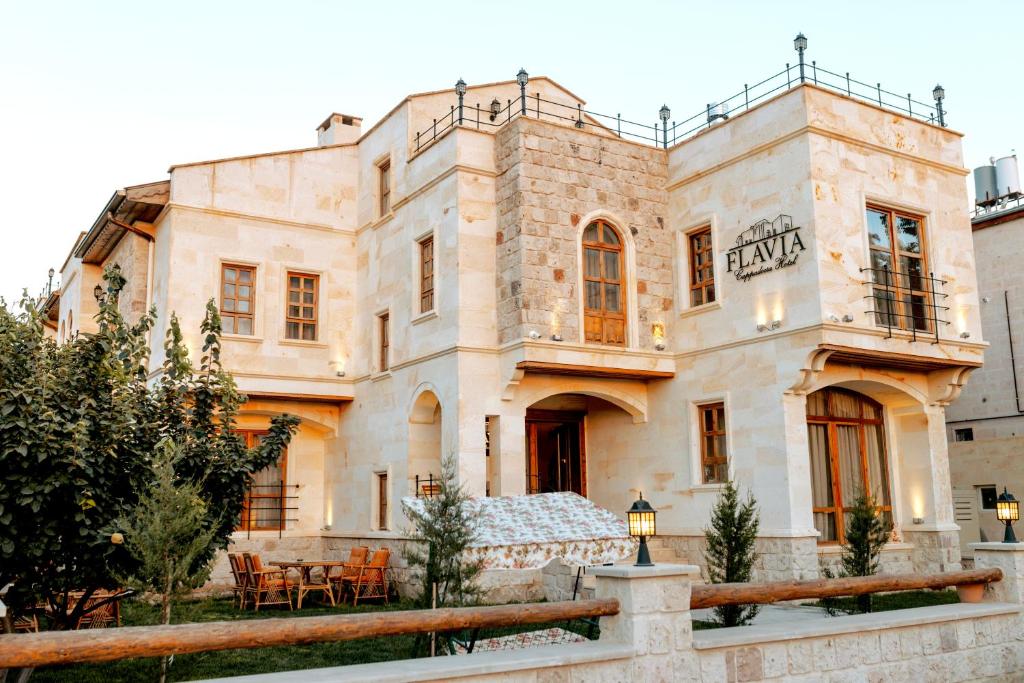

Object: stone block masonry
[495,116,671,346]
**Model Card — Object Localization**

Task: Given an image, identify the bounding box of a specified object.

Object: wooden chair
[228,553,248,609]
[13,612,39,633]
[243,553,292,611]
[350,548,391,606]
[73,590,123,629]
[328,546,369,603]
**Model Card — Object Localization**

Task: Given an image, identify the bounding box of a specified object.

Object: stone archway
[409,388,443,495]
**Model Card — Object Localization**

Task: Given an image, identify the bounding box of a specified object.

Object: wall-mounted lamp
[983,296,993,304]
[960,331,971,339]
[93,283,104,301]
[842,314,854,323]
[336,370,346,377]
[756,320,782,332]
[652,322,666,351]
[528,330,541,340]
[489,98,502,122]
[550,334,563,342]
[912,517,924,525]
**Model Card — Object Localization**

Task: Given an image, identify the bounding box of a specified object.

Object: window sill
[222,334,263,344]
[690,483,728,492]
[412,309,438,325]
[278,339,329,350]
[679,300,722,319]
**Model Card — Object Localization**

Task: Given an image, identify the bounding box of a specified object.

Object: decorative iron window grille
[414,473,441,498]
[860,265,949,342]
[240,483,300,539]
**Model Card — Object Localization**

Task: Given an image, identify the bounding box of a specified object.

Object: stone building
[946,193,1024,557]
[50,70,983,587]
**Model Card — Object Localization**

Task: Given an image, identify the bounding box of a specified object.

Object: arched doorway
[806,387,893,544]
[409,389,443,496]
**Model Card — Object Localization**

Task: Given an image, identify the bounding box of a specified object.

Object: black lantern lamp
[659,105,671,149]
[455,78,467,124]
[516,68,529,115]
[794,33,808,83]
[932,84,946,127]
[627,493,657,567]
[93,283,104,301]
[997,487,1020,543]
[489,98,502,122]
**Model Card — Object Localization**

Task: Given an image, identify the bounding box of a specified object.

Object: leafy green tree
[703,480,761,627]
[0,266,298,631]
[838,492,890,613]
[115,440,219,683]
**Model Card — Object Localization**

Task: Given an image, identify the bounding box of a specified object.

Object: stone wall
[104,232,149,323]
[494,116,670,346]
[903,529,963,574]
[663,535,821,582]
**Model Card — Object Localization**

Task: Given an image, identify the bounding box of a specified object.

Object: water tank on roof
[974,164,998,207]
[995,155,1021,200]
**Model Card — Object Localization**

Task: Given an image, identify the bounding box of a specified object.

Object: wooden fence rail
[0,598,620,670]
[690,567,1002,609]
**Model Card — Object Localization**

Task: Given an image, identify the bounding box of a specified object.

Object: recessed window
[376,472,389,530]
[221,264,256,335]
[419,236,434,313]
[698,403,728,484]
[285,272,318,341]
[378,159,391,217]
[688,228,715,307]
[866,206,932,333]
[237,431,287,531]
[582,220,626,346]
[980,485,998,510]
[378,312,390,372]
[954,427,974,442]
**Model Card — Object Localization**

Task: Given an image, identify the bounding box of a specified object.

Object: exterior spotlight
[336,370,346,377]
[842,314,854,323]
[528,330,541,340]
[997,487,1019,543]
[550,333,563,342]
[932,84,946,127]
[489,98,502,122]
[770,319,782,330]
[517,68,529,115]
[93,284,104,301]
[960,331,971,339]
[829,314,840,323]
[912,517,924,525]
[627,494,657,567]
[794,33,808,83]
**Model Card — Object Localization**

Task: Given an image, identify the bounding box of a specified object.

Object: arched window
[806,388,892,544]
[67,311,73,339]
[582,220,625,346]
[59,321,65,343]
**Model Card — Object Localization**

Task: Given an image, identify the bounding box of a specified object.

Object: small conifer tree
[115,440,220,683]
[839,491,890,613]
[704,480,761,627]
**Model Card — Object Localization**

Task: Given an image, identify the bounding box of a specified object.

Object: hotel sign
[725,214,806,283]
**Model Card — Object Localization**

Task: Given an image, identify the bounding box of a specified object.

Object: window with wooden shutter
[582,220,626,346]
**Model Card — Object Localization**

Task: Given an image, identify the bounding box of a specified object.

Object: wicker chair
[242,553,292,611]
[228,553,248,609]
[350,548,391,606]
[72,590,123,629]
[328,546,369,603]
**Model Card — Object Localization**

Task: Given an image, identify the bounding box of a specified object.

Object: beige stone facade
[51,74,983,589]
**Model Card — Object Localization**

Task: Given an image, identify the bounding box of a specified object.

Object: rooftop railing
[414,35,947,154]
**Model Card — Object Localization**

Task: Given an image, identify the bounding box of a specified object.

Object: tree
[0,265,298,632]
[838,492,890,613]
[115,440,219,683]
[403,455,484,609]
[703,480,761,627]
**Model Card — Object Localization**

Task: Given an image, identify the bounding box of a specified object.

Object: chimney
[316,113,362,146]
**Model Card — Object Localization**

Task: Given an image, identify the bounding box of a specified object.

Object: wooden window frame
[866,205,932,333]
[582,220,627,347]
[236,430,288,532]
[378,312,390,372]
[378,159,391,217]
[220,263,256,336]
[698,402,728,484]
[285,272,319,341]
[419,236,434,313]
[806,388,893,545]
[688,227,716,307]
[376,472,389,531]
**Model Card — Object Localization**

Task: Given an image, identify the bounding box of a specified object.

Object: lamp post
[997,487,1020,543]
[455,78,467,125]
[794,33,808,84]
[517,68,529,116]
[659,104,670,149]
[932,84,946,127]
[627,493,657,567]
[47,268,54,295]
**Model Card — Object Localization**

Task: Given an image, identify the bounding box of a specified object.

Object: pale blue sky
[1,0,1021,303]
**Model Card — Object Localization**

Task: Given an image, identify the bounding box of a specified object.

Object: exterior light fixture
[47,268,55,294]
[997,487,1020,543]
[659,105,671,149]
[756,320,782,332]
[93,284,104,301]
[455,78,467,125]
[516,68,529,116]
[932,84,946,127]
[842,314,854,323]
[960,331,971,339]
[828,314,840,323]
[528,330,541,340]
[912,517,924,525]
[627,493,657,567]
[489,98,502,122]
[550,334,563,342]
[336,370,346,377]
[652,322,666,350]
[794,33,808,83]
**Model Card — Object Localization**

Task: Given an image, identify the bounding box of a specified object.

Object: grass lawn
[32,596,422,683]
[29,595,599,682]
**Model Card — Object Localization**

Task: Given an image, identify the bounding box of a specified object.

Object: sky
[1,0,1021,303]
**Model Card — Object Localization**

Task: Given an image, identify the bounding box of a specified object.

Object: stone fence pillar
[971,541,1024,603]
[591,563,701,681]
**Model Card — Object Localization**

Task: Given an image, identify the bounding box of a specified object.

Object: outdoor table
[270,560,345,608]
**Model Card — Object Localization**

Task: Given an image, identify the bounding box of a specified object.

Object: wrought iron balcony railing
[860,265,949,343]
[414,61,945,154]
